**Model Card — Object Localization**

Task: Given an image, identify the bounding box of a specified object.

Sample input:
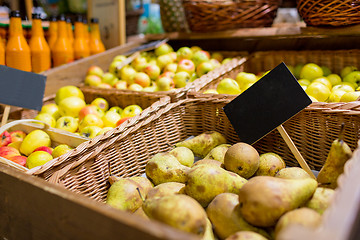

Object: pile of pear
[105,130,352,240]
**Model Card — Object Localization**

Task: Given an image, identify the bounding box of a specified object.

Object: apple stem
[136,187,145,202]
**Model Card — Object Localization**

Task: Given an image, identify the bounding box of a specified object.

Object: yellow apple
[55,85,84,104]
[122,105,143,118]
[332,83,355,92]
[97,127,113,136]
[305,82,331,102]
[312,77,332,89]
[58,96,86,117]
[40,103,60,120]
[298,79,311,86]
[102,111,121,128]
[328,89,347,102]
[203,89,219,94]
[35,113,56,128]
[340,66,358,79]
[26,151,53,169]
[56,116,79,133]
[216,78,241,95]
[327,74,342,86]
[79,114,104,131]
[80,126,102,138]
[52,144,73,158]
[20,130,51,156]
[340,91,360,102]
[300,63,323,81]
[235,72,257,90]
[91,98,109,112]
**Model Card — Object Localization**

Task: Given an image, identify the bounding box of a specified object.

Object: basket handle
[0,119,51,135]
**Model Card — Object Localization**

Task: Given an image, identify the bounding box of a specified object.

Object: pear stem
[136,187,145,202]
[339,122,345,142]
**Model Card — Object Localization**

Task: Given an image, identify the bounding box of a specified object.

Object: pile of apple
[84,43,233,92]
[34,85,143,139]
[206,63,360,103]
[0,128,73,169]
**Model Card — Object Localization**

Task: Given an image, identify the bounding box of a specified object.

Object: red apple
[0,131,12,147]
[196,61,215,77]
[84,75,102,87]
[8,155,27,167]
[33,146,53,155]
[97,83,113,89]
[156,76,175,91]
[143,64,161,80]
[164,63,178,73]
[177,59,195,75]
[133,72,151,88]
[79,105,104,121]
[114,80,127,90]
[0,146,21,159]
[87,65,104,77]
[116,117,132,126]
[10,130,26,143]
[159,71,175,79]
[192,51,210,66]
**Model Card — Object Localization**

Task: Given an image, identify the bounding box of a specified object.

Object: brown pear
[225,231,268,240]
[192,159,223,168]
[202,218,215,240]
[204,144,232,163]
[130,176,154,193]
[169,146,194,167]
[255,152,285,176]
[305,187,336,214]
[146,182,185,200]
[275,167,311,179]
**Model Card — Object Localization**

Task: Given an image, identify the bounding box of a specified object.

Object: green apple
[196,61,214,77]
[341,66,358,79]
[128,83,143,91]
[287,65,294,75]
[235,72,257,90]
[143,86,157,92]
[340,91,360,102]
[242,82,255,91]
[120,66,137,84]
[157,54,173,70]
[312,77,332,89]
[84,75,102,87]
[87,65,104,78]
[332,82,355,92]
[80,126,102,138]
[298,79,311,86]
[192,51,209,66]
[122,105,142,118]
[20,130,51,156]
[112,55,127,62]
[131,56,148,72]
[328,89,347,102]
[216,78,241,95]
[55,86,84,105]
[211,52,224,63]
[52,144,73,158]
[97,83,112,89]
[210,59,221,69]
[300,63,323,81]
[40,103,60,120]
[91,98,109,112]
[305,82,331,102]
[343,71,360,88]
[154,43,174,56]
[293,64,304,79]
[102,72,119,87]
[79,114,104,131]
[221,58,232,65]
[190,73,198,82]
[176,47,193,60]
[203,89,218,94]
[173,71,190,88]
[108,106,123,115]
[163,63,178,73]
[35,113,56,128]
[156,77,174,91]
[108,60,123,76]
[143,64,161,80]
[102,111,122,128]
[327,74,342,86]
[96,127,113,136]
[58,96,86,117]
[190,46,202,53]
[26,150,53,169]
[114,80,127,90]
[133,72,151,88]
[321,66,332,76]
[55,116,79,133]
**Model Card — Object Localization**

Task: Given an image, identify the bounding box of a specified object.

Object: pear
[130,176,154,193]
[145,152,190,185]
[317,126,352,189]
[275,167,311,179]
[175,131,227,158]
[275,207,322,238]
[169,146,194,167]
[133,206,149,220]
[305,187,335,214]
[185,164,247,207]
[146,182,185,200]
[192,159,223,168]
[224,142,260,179]
[202,218,215,240]
[238,176,318,227]
[225,231,268,240]
[255,152,285,176]
[106,178,149,212]
[204,144,232,163]
[142,194,207,236]
[206,193,270,239]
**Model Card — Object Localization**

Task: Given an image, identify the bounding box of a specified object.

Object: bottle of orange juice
[73,15,89,60]
[29,13,51,73]
[0,35,5,65]
[89,18,105,55]
[6,10,31,71]
[83,18,89,47]
[66,17,74,46]
[48,16,58,50]
[52,15,74,67]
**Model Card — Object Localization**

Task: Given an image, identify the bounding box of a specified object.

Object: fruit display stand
[14,96,360,239]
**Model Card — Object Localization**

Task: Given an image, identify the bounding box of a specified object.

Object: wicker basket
[182,0,281,32]
[297,0,360,27]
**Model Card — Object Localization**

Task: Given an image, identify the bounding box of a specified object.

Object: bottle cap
[58,14,66,21]
[50,15,57,22]
[32,13,41,20]
[90,18,99,23]
[75,15,83,23]
[66,17,72,23]
[9,10,21,18]
[83,18,88,24]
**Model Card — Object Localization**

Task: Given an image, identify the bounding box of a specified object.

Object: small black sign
[224,62,312,145]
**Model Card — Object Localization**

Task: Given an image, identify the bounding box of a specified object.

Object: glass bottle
[73,15,90,60]
[52,15,74,67]
[89,18,105,55]
[48,15,58,50]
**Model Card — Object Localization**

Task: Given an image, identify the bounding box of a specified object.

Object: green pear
[106,178,150,212]
[185,164,247,207]
[204,144,231,163]
[305,187,335,214]
[192,159,223,168]
[238,176,318,227]
[169,146,194,167]
[255,152,286,176]
[317,135,353,189]
[202,218,215,240]
[275,207,322,238]
[206,193,270,239]
[224,142,260,179]
[142,194,207,236]
[129,176,154,193]
[145,152,190,185]
[146,182,185,200]
[275,167,311,179]
[175,131,227,158]
[225,231,268,240]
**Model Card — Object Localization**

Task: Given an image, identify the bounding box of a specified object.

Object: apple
[143,86,157,92]
[97,83,113,89]
[211,52,224,62]
[0,146,20,159]
[216,78,241,95]
[84,75,102,87]
[56,116,79,133]
[58,96,86,117]
[300,63,323,81]
[305,82,331,102]
[26,151,53,169]
[177,59,195,75]
[133,72,151,88]
[173,71,190,88]
[156,76,174,91]
[192,51,210,66]
[8,141,22,151]
[10,131,26,142]
[221,58,232,65]
[190,46,202,53]
[96,127,113,136]
[235,72,258,90]
[196,61,214,77]
[163,63,178,73]
[122,105,143,118]
[120,66,137,84]
[79,114,104,131]
[190,73,198,82]
[332,83,355,92]
[35,113,56,128]
[343,71,360,88]
[114,80,127,90]
[79,105,104,121]
[328,89,347,102]
[20,130,51,156]
[55,85,84,105]
[155,43,174,56]
[80,126,102,138]
[8,155,27,167]
[203,89,219,94]
[40,103,60,120]
[116,117,132,126]
[87,65,104,78]
[0,131,12,147]
[157,54,173,70]
[341,66,358,79]
[159,71,175,79]
[210,59,221,69]
[340,91,360,102]
[108,61,123,76]
[128,83,143,91]
[327,74,342,86]
[241,82,255,91]
[102,111,122,128]
[91,98,109,112]
[113,55,127,62]
[312,77,332,89]
[321,66,332,76]
[102,72,119,87]
[298,79,311,86]
[52,144,73,158]
[108,106,123,115]
[33,146,53,155]
[131,56,148,72]
[177,47,193,60]
[143,64,161,80]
